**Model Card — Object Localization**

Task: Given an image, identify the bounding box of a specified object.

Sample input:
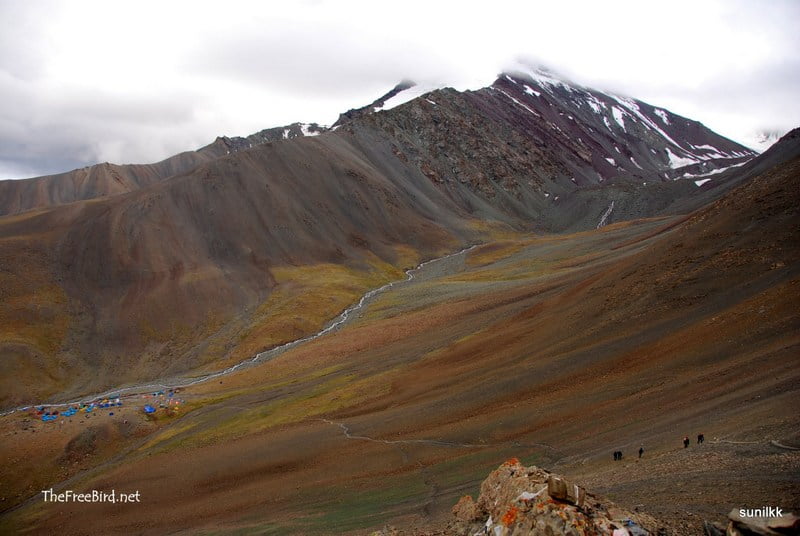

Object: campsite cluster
[30,388,185,426]
[142,389,183,415]
[36,398,123,423]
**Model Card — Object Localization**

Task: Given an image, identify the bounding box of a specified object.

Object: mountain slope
[0,67,756,226]
[0,146,220,217]
[0,124,328,217]
[343,67,757,231]
[2,131,796,535]
[0,70,772,406]
[0,131,490,407]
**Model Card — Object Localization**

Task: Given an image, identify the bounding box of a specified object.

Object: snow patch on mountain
[681,161,749,179]
[692,144,718,152]
[524,85,541,98]
[666,147,698,168]
[585,96,605,114]
[608,94,690,152]
[300,123,320,136]
[378,83,446,111]
[654,109,670,124]
[504,64,580,95]
[497,68,747,171]
[495,88,540,116]
[611,107,627,131]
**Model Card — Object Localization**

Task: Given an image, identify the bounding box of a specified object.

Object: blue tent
[143,405,156,414]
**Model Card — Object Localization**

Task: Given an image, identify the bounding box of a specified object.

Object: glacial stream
[0,245,477,416]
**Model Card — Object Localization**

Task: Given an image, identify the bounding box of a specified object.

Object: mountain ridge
[0,68,756,219]
[0,70,782,407]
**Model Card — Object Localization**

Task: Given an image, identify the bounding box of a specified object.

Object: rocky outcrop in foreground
[377,458,800,535]
[375,459,662,535]
[445,459,659,535]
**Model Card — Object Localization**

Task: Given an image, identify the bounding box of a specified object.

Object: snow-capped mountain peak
[743,129,786,153]
[488,69,756,181]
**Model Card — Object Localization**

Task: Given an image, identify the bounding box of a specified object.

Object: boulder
[446,459,662,536]
[452,495,479,522]
[547,474,585,508]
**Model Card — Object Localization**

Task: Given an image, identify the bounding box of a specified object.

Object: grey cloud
[0,74,206,178]
[182,20,455,97]
[0,2,55,81]
[0,136,92,180]
[649,59,800,131]
[46,90,199,126]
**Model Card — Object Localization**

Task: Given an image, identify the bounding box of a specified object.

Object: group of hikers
[612,447,644,461]
[684,433,704,447]
[614,433,705,461]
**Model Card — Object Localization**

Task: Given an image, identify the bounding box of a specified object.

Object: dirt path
[320,418,557,452]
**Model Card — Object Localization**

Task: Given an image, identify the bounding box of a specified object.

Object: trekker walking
[638,446,644,458]
[683,436,690,448]
[697,433,704,444]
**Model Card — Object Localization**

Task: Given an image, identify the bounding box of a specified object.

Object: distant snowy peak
[323,66,755,186]
[492,67,756,178]
[743,129,786,153]
[503,65,580,92]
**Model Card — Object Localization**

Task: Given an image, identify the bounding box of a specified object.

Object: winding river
[0,245,476,417]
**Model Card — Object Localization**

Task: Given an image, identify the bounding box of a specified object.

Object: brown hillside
[2,136,797,535]
[0,131,491,407]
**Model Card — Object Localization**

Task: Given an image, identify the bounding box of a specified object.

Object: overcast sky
[1,0,798,180]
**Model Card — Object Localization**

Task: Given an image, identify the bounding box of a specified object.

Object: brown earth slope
[0,124,325,217]
[1,131,797,535]
[0,75,764,408]
[0,130,494,407]
[0,143,224,217]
